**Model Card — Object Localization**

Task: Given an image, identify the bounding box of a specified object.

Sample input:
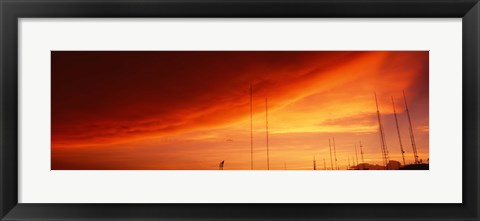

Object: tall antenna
[333,137,338,170]
[323,158,327,170]
[329,139,334,170]
[313,156,317,170]
[250,83,253,170]
[355,143,359,167]
[265,97,269,170]
[403,91,419,164]
[375,92,390,169]
[360,141,365,163]
[392,96,406,165]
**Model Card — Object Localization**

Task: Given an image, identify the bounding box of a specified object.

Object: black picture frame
[1,0,479,220]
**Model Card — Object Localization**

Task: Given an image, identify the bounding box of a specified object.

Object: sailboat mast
[250,83,253,170]
[403,91,419,164]
[329,139,334,170]
[392,96,406,165]
[355,143,359,167]
[333,137,338,170]
[265,97,269,170]
[360,141,364,163]
[375,92,390,169]
[348,156,351,170]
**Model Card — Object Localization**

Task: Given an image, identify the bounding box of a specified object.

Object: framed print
[1,0,479,220]
[50,50,430,171]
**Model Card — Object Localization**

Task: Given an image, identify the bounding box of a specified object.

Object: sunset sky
[51,51,429,170]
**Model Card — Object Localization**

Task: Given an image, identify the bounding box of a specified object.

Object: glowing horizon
[51,51,429,170]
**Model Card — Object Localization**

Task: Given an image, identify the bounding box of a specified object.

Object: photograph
[51,51,429,170]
